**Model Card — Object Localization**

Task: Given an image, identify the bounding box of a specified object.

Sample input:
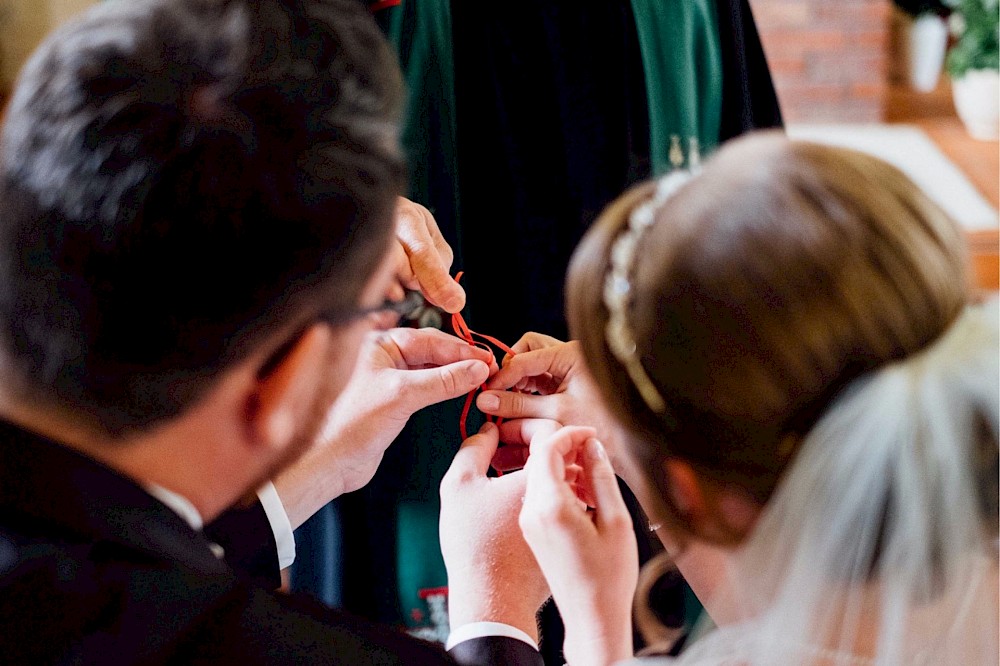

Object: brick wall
[749,0,893,123]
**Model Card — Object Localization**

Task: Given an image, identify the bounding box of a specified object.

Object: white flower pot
[906,13,949,92]
[952,70,1000,141]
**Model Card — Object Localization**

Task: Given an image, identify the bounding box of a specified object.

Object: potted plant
[946,0,1000,140]
[895,0,952,91]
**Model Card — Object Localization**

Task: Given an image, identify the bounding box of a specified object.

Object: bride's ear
[662,458,703,521]
[662,459,761,545]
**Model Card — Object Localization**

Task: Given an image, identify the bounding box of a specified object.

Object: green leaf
[947,0,1000,77]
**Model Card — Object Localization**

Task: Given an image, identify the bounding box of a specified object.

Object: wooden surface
[888,80,999,208]
[887,80,999,293]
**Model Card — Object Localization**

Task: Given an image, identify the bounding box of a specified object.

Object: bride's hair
[567,131,998,663]
[566,131,989,545]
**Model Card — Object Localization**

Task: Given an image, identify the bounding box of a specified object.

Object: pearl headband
[602,170,695,414]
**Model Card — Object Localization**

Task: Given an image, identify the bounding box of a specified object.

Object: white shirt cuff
[445,622,539,652]
[256,482,296,570]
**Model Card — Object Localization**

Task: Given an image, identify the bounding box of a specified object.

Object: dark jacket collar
[0,418,227,575]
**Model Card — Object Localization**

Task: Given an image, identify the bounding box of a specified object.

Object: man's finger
[406,248,466,313]
[444,422,501,485]
[396,199,454,268]
[394,200,466,313]
[385,327,492,368]
[396,225,464,313]
[419,205,454,267]
[385,281,407,303]
[400,360,490,411]
[389,239,417,288]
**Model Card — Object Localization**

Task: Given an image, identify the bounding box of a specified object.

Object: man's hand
[389,197,466,314]
[273,327,492,528]
[439,422,551,643]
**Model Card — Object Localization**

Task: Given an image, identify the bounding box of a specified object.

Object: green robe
[378,0,723,635]
[295,3,781,659]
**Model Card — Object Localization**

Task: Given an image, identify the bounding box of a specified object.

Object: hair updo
[566,131,970,544]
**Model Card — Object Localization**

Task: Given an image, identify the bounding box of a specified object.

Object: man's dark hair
[0,0,405,434]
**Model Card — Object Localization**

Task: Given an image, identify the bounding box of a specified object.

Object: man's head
[0,0,405,436]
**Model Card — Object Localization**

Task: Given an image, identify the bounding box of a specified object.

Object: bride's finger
[506,332,564,358]
[487,344,577,390]
[496,418,561,448]
[581,437,631,532]
[522,426,596,517]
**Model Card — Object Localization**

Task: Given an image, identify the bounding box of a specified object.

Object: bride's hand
[475,334,623,463]
[519,426,638,666]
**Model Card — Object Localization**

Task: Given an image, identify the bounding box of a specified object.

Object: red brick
[758,28,847,51]
[853,29,890,49]
[750,0,892,122]
[811,1,892,23]
[777,82,847,103]
[808,54,887,85]
[852,82,888,98]
[767,55,808,75]
[785,102,884,123]
[751,2,813,28]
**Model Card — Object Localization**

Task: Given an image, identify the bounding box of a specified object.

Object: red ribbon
[450,272,516,448]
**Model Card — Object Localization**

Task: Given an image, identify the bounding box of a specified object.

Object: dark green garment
[375,1,464,264]
[293,1,781,660]
[380,0,725,632]
[380,0,723,238]
[633,0,723,173]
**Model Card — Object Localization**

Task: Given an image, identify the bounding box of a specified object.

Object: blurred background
[0,0,995,655]
[2,0,995,293]
[750,0,998,292]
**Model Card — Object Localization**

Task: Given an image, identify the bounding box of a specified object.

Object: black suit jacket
[0,419,541,665]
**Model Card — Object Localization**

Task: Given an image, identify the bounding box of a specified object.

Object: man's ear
[662,459,760,545]
[244,325,331,453]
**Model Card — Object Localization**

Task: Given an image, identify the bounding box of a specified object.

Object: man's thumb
[405,360,489,410]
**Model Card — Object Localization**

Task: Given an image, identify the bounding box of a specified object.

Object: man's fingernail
[463,344,489,360]
[479,422,496,434]
[477,393,500,411]
[464,361,488,382]
[445,293,466,313]
[587,438,608,462]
